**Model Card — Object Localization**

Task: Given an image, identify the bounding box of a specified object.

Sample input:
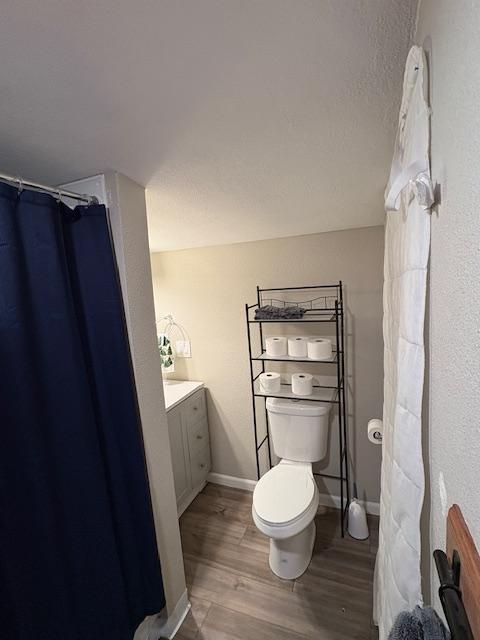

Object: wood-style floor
[176,483,379,640]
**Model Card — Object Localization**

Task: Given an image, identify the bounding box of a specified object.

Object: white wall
[103,173,187,619]
[0,1,416,251]
[151,226,384,505]
[415,0,480,605]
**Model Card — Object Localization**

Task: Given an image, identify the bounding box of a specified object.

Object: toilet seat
[253,463,315,524]
[252,462,319,540]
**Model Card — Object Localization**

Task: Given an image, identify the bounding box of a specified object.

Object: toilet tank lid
[266,397,329,417]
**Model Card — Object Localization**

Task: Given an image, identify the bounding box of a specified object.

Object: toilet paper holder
[367,418,383,444]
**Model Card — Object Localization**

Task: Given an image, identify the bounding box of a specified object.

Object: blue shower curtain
[0,183,165,639]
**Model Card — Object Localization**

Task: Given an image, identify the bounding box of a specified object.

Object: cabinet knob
[193,406,198,411]
[196,434,203,440]
[200,463,206,469]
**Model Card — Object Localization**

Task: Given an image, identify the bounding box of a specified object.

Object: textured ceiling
[0,1,417,251]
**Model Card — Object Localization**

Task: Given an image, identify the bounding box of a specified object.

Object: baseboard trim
[207,472,256,492]
[316,492,380,516]
[366,501,380,517]
[134,589,190,640]
[207,472,380,516]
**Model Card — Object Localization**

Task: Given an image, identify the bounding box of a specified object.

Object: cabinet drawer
[190,445,211,488]
[183,389,206,427]
[187,417,209,457]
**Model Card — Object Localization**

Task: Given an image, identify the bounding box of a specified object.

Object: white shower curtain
[374,46,433,639]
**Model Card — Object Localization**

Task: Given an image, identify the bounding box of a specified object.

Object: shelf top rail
[250,282,343,321]
[258,283,341,292]
[259,297,339,311]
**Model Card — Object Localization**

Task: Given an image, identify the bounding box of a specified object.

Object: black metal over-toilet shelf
[245,282,350,536]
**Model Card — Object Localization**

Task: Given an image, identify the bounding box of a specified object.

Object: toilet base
[268,520,316,580]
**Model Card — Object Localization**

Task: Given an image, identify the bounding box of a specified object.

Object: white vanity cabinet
[164,382,211,516]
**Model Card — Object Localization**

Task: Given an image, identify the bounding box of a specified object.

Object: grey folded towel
[388,606,450,640]
[255,305,306,320]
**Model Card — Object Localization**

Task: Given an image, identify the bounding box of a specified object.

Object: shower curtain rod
[0,171,98,204]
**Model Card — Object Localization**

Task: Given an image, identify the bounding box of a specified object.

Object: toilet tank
[266,397,330,462]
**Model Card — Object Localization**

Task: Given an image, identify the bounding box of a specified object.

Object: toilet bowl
[252,397,330,579]
[252,460,319,579]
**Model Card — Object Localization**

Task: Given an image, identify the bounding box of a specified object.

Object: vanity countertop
[163,379,204,412]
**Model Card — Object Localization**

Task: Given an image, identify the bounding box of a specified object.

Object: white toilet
[252,397,330,580]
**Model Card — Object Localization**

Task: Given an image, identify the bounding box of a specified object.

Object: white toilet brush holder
[348,484,369,540]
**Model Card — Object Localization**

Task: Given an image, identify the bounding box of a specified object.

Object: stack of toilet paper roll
[263,334,333,399]
[260,371,314,396]
[291,373,313,396]
[266,335,333,361]
[307,337,332,360]
[259,372,281,393]
[287,336,309,358]
[265,336,287,357]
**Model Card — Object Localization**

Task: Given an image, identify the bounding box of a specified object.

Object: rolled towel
[255,305,306,320]
[388,607,450,640]
[283,306,306,319]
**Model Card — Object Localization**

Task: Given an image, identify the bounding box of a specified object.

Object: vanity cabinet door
[167,405,191,505]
